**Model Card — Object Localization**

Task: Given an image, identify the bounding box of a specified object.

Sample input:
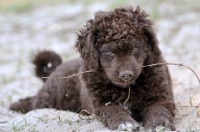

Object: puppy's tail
[32,50,62,82]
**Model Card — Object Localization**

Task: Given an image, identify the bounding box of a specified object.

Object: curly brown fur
[10,58,81,113]
[10,6,176,131]
[32,50,62,82]
[76,6,175,131]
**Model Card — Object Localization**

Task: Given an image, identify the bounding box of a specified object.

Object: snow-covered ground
[0,1,200,131]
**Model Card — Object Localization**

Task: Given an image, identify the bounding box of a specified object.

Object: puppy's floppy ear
[75,20,99,71]
[133,6,161,64]
[142,21,161,64]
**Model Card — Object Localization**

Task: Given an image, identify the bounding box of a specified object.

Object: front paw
[146,125,171,132]
[118,122,140,131]
[106,113,140,131]
[145,122,176,132]
[96,105,140,131]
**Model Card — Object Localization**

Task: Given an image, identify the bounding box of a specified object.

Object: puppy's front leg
[142,102,176,131]
[94,103,140,131]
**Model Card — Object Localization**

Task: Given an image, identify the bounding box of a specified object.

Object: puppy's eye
[133,47,138,54]
[105,51,114,56]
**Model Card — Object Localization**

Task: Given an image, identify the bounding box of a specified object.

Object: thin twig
[42,63,200,85]
[142,63,200,84]
[176,105,199,108]
[78,109,99,121]
[42,70,93,80]
[124,86,131,105]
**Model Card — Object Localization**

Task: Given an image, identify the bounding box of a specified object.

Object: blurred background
[0,0,200,118]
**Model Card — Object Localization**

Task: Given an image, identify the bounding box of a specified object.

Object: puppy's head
[75,6,161,87]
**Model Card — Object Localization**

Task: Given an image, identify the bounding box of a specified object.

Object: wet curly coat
[10,6,176,131]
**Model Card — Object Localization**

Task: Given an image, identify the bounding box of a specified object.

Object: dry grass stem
[124,86,131,105]
[42,63,200,84]
[78,109,99,121]
[142,63,200,84]
[176,105,199,108]
[42,70,93,80]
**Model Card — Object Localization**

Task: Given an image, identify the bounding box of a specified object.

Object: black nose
[119,70,134,82]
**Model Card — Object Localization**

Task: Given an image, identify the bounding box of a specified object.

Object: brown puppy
[10,6,176,131]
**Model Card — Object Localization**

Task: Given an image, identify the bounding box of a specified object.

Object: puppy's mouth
[105,70,137,88]
[113,80,135,88]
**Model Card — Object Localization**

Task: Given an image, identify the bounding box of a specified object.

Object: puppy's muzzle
[119,70,134,82]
